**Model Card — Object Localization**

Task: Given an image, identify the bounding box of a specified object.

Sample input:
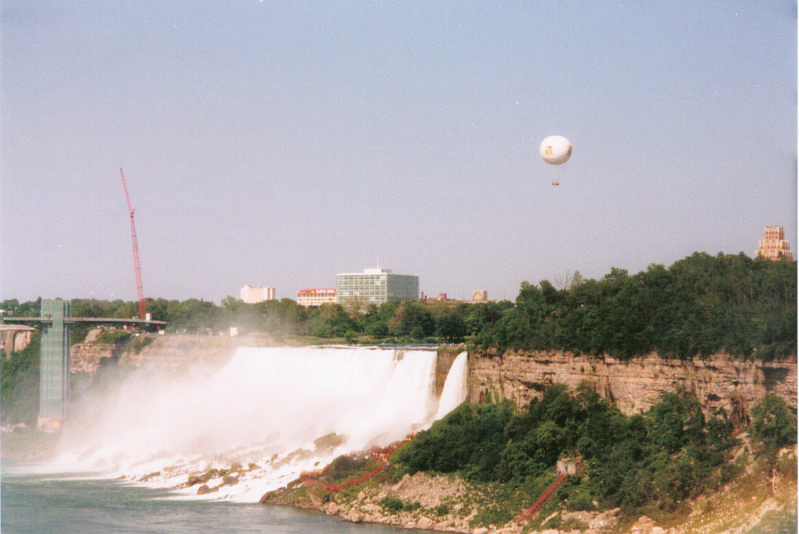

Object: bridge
[2,299,166,431]
[3,316,167,328]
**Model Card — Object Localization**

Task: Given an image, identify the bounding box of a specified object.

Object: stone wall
[468,350,797,424]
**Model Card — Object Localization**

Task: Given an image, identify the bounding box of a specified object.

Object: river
[2,347,468,532]
[1,460,420,533]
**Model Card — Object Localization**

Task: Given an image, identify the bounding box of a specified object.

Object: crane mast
[120,168,146,320]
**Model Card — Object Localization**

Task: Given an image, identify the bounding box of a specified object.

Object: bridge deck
[2,317,167,327]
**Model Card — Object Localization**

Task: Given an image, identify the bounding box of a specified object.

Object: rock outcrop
[121,334,245,369]
[70,342,114,375]
[468,351,797,423]
[70,333,253,377]
[263,471,494,533]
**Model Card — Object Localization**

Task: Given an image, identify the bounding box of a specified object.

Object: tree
[342,294,371,317]
[363,302,394,339]
[308,303,358,337]
[437,310,467,343]
[477,253,796,360]
[391,301,435,339]
[646,390,705,453]
[750,394,797,454]
[167,298,216,333]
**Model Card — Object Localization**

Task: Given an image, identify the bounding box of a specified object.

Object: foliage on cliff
[396,384,797,520]
[1,331,40,425]
[477,252,796,359]
[261,388,796,532]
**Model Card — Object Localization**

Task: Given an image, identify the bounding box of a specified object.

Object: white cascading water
[58,346,468,502]
[434,351,468,420]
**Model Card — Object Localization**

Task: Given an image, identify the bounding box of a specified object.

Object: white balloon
[540,136,572,165]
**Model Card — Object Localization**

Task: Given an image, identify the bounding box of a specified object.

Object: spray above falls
[60,346,469,502]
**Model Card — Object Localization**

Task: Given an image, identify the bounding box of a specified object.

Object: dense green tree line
[1,295,513,344]
[396,384,796,516]
[477,252,796,359]
[2,252,795,358]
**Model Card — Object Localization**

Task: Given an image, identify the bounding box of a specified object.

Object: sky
[2,1,796,304]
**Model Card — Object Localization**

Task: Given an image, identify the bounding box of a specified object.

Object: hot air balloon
[540,135,572,165]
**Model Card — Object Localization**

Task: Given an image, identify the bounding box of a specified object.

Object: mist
[57,346,468,502]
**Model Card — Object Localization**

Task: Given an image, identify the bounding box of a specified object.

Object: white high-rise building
[336,267,419,307]
[240,285,276,304]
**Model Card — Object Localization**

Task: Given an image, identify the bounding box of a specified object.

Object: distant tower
[471,290,488,303]
[756,226,794,260]
[39,299,71,431]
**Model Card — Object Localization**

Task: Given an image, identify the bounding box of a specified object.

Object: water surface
[2,460,413,534]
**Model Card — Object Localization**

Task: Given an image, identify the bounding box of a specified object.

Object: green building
[336,267,419,307]
[39,299,71,431]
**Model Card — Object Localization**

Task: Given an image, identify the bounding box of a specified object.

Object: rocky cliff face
[70,343,114,375]
[70,334,247,379]
[121,334,243,370]
[72,336,797,425]
[468,351,797,424]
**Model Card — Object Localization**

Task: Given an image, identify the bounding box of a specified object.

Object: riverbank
[261,441,797,534]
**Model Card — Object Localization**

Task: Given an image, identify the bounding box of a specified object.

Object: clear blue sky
[2,1,796,303]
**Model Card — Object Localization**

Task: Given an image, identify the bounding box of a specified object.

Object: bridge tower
[38,299,71,431]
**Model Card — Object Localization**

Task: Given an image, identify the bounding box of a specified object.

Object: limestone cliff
[70,334,266,377]
[70,343,114,375]
[72,335,797,424]
[121,334,245,369]
[468,350,797,424]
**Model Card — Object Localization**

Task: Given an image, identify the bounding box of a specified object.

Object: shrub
[471,506,513,528]
[379,496,405,513]
[398,402,515,481]
[434,503,450,516]
[394,383,739,522]
[95,328,132,345]
[0,331,41,425]
[750,394,797,455]
[129,335,154,354]
[326,455,370,482]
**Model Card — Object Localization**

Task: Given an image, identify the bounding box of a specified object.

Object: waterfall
[434,351,468,420]
[59,346,469,502]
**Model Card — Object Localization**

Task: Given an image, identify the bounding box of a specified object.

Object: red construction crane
[120,168,146,320]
